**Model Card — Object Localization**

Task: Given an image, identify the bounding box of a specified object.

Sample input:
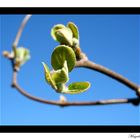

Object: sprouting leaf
[64,82,91,94]
[54,27,73,46]
[51,45,76,72]
[51,24,66,41]
[14,47,30,66]
[24,49,31,62]
[42,62,57,90]
[42,62,91,94]
[51,24,73,46]
[51,61,69,84]
[67,22,79,40]
[42,22,91,94]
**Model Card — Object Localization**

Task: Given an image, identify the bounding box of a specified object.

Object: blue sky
[0,15,139,125]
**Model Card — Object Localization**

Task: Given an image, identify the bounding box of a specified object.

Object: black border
[0,126,140,133]
[0,7,140,14]
[0,7,140,133]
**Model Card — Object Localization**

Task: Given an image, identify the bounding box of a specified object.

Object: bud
[72,38,79,47]
[59,95,67,103]
[3,51,10,57]
[14,47,30,67]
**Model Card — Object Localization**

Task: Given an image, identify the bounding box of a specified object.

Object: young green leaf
[24,49,31,62]
[64,82,91,94]
[51,24,73,46]
[54,27,73,46]
[51,61,69,84]
[42,62,57,90]
[14,47,30,66]
[51,45,76,72]
[67,22,79,40]
[51,24,66,41]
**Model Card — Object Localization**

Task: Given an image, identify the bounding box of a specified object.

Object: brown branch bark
[13,15,32,48]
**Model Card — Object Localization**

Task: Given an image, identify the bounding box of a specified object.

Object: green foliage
[42,21,91,94]
[51,24,73,46]
[51,45,76,72]
[51,22,81,59]
[42,59,91,94]
[67,22,79,39]
[51,24,66,41]
[13,47,30,67]
[51,60,69,84]
[66,82,91,94]
[42,62,57,90]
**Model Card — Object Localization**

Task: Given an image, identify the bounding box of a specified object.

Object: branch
[2,56,139,107]
[75,59,140,97]
[2,15,140,107]
[13,15,32,48]
[10,68,140,107]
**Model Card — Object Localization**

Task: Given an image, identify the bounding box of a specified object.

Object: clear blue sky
[0,15,140,125]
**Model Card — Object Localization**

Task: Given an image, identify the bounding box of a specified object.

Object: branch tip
[2,51,14,59]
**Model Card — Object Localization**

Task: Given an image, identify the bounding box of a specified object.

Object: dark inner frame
[0,7,140,133]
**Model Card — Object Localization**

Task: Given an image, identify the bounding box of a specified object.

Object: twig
[2,55,139,107]
[13,15,32,48]
[75,59,140,97]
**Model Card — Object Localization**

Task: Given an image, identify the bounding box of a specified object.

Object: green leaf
[42,62,57,90]
[15,47,30,66]
[67,22,79,39]
[64,82,91,94]
[51,24,66,41]
[15,47,25,61]
[51,45,76,72]
[52,61,69,84]
[23,49,30,63]
[54,27,73,46]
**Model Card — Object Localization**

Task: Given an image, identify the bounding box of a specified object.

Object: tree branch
[3,56,139,107]
[13,15,32,49]
[75,59,140,97]
[2,15,140,107]
[10,68,140,107]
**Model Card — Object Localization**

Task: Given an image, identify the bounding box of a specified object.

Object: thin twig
[75,59,140,97]
[13,15,32,48]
